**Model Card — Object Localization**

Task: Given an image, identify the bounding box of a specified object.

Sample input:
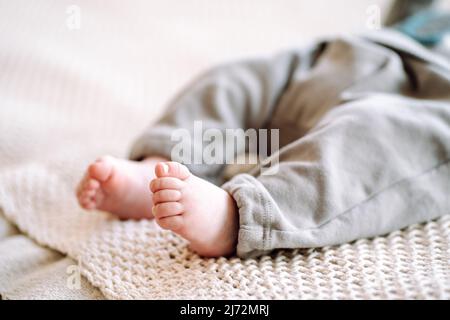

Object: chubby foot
[150,162,239,257]
[76,155,167,219]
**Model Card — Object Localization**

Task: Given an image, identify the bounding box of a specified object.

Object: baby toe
[79,196,94,209]
[81,189,96,199]
[76,174,89,196]
[93,189,105,206]
[155,162,190,180]
[153,189,182,204]
[83,201,96,210]
[86,178,100,190]
[152,202,184,219]
[150,177,185,193]
[156,215,184,232]
[88,156,114,182]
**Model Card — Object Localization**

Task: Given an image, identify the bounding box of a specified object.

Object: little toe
[85,179,100,190]
[81,188,96,198]
[76,174,89,196]
[150,177,185,193]
[93,189,105,207]
[83,200,96,210]
[153,189,182,204]
[80,196,94,209]
[152,202,184,219]
[156,215,184,231]
[155,162,190,180]
[88,156,114,182]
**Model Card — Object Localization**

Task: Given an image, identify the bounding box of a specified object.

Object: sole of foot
[76,155,166,219]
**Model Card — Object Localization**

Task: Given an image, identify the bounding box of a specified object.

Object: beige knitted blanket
[1,0,449,300]
[0,157,449,299]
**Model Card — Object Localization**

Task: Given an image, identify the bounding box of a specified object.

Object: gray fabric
[0,210,104,300]
[130,30,450,258]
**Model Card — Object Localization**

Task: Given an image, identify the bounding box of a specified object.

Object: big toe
[88,155,114,182]
[155,161,190,180]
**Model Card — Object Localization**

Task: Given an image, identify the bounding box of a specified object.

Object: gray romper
[130,30,450,258]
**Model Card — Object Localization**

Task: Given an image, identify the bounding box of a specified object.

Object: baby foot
[76,155,167,219]
[150,162,239,257]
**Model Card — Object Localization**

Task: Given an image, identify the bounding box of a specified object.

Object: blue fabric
[396,10,450,46]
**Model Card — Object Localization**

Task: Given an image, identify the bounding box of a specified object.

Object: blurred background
[0,0,449,167]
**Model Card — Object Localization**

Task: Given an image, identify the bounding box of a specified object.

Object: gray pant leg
[223,97,450,258]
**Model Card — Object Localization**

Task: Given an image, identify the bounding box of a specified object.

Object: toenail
[161,163,169,174]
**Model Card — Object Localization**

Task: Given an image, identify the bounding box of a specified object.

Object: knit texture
[1,0,449,300]
[0,160,449,299]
